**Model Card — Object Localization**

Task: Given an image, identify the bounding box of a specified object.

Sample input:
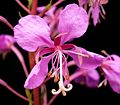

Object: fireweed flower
[101,54,120,94]
[74,50,120,93]
[0,35,15,54]
[14,3,88,96]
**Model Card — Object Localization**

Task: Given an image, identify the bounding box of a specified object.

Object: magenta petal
[109,79,120,94]
[75,68,99,88]
[58,4,88,44]
[102,56,120,94]
[103,68,120,94]
[103,55,120,74]
[78,0,89,6]
[81,50,105,70]
[14,15,53,52]
[85,69,100,87]
[92,2,100,26]
[24,53,54,89]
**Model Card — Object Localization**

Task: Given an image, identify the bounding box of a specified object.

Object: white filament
[51,50,73,96]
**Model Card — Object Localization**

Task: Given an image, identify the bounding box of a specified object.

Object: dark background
[0,0,120,105]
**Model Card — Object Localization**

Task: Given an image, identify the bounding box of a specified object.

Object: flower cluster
[79,0,108,26]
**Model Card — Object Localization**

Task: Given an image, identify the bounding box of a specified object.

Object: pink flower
[101,55,120,94]
[0,35,15,53]
[79,0,108,26]
[14,3,88,96]
[0,35,28,76]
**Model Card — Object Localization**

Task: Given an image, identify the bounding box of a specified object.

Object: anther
[65,74,70,80]
[48,71,52,77]
[54,76,59,83]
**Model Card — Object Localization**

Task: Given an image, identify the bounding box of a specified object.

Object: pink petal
[78,0,89,6]
[85,69,100,87]
[92,2,100,26]
[103,68,120,94]
[81,50,105,69]
[102,55,120,94]
[75,68,99,88]
[24,53,54,89]
[109,80,120,94]
[58,3,88,44]
[103,55,120,74]
[14,15,53,52]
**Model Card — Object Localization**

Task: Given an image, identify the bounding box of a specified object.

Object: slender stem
[47,95,57,105]
[11,45,29,77]
[33,88,40,105]
[30,0,38,15]
[28,52,40,105]
[0,79,29,102]
[15,0,30,14]
[0,16,13,30]
[29,0,40,105]
[38,0,64,17]
[67,60,75,67]
[50,0,64,9]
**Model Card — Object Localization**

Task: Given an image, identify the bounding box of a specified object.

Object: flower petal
[103,68,120,94]
[14,15,53,52]
[81,50,105,69]
[75,68,99,88]
[58,3,88,44]
[24,53,54,89]
[109,79,120,94]
[85,69,99,87]
[78,0,89,6]
[91,2,100,26]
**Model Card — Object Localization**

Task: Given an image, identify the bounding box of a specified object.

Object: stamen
[50,67,59,78]
[101,50,109,56]
[65,74,70,80]
[51,81,73,96]
[48,71,52,77]
[51,88,61,95]
[48,53,59,78]
[100,4,106,15]
[51,50,73,96]
[64,50,89,58]
[54,76,59,83]
[98,79,107,88]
